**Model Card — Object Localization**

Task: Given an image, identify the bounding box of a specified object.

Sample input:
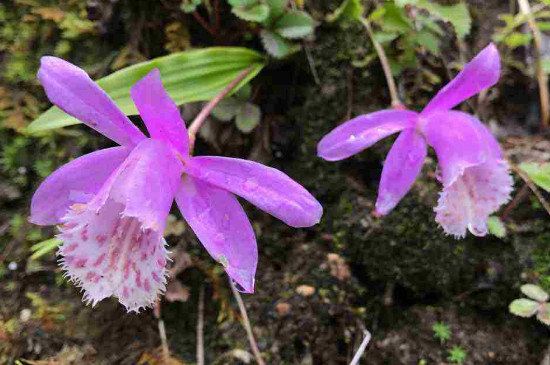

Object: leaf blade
[27,47,265,134]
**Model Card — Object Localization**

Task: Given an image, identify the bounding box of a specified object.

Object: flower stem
[229,279,266,365]
[188,66,255,152]
[518,0,549,127]
[360,18,403,109]
[196,285,205,365]
[154,301,170,364]
[192,11,216,36]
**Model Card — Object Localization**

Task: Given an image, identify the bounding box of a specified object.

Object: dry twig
[349,329,372,365]
[518,0,550,127]
[360,18,402,108]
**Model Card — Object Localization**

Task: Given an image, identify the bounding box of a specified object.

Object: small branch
[188,66,255,151]
[360,18,402,109]
[304,43,321,85]
[154,301,170,364]
[510,162,550,216]
[192,11,216,36]
[501,184,530,220]
[349,329,372,365]
[518,0,549,127]
[229,279,265,365]
[346,67,354,120]
[197,285,205,365]
[214,0,221,33]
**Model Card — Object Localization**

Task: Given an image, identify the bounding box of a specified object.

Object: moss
[531,233,550,292]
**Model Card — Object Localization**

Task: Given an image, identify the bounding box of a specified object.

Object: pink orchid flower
[30,57,323,311]
[317,43,513,238]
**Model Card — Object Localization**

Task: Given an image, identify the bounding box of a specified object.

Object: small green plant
[509,284,550,325]
[29,238,62,260]
[493,1,550,53]
[329,0,472,75]
[211,84,262,133]
[447,346,467,365]
[181,0,315,58]
[431,321,451,344]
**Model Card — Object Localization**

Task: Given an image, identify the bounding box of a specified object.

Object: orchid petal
[30,147,130,226]
[422,43,500,115]
[420,110,490,186]
[176,176,257,293]
[317,110,419,161]
[375,129,427,215]
[57,139,183,311]
[38,57,146,147]
[97,138,183,232]
[130,69,189,157]
[184,156,322,227]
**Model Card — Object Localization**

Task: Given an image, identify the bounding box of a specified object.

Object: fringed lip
[57,200,171,312]
[434,159,513,238]
[55,138,183,312]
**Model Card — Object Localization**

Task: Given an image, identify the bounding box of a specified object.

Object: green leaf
[431,321,451,344]
[380,3,413,33]
[447,346,467,365]
[181,0,203,13]
[373,32,399,43]
[395,0,418,6]
[521,284,549,302]
[274,10,315,39]
[260,29,301,58]
[504,32,533,48]
[211,98,242,121]
[27,47,265,134]
[537,303,550,326]
[414,29,441,55]
[509,298,540,318]
[416,14,445,36]
[415,0,471,39]
[519,162,550,192]
[367,6,386,22]
[236,103,261,133]
[537,22,550,31]
[326,0,364,23]
[30,238,62,260]
[235,83,252,99]
[231,2,270,22]
[265,0,287,20]
[487,216,507,238]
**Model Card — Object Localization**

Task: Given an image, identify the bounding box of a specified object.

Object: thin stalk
[214,0,221,33]
[188,66,255,151]
[518,0,549,127]
[154,301,170,364]
[229,279,266,365]
[193,11,216,36]
[197,285,205,365]
[349,329,372,365]
[360,18,402,109]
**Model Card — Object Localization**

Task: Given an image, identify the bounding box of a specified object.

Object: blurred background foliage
[0,0,549,364]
